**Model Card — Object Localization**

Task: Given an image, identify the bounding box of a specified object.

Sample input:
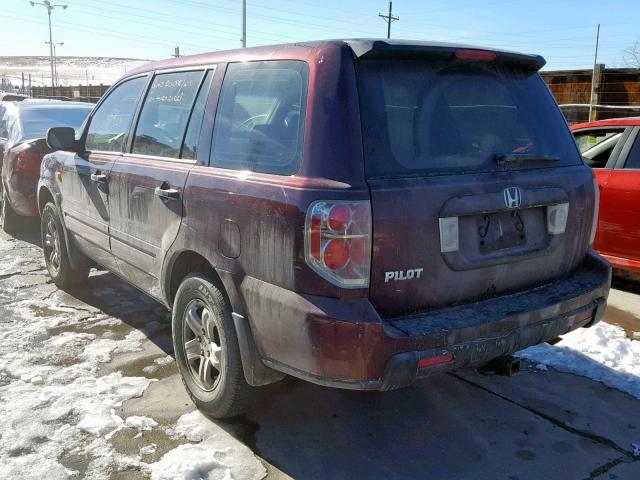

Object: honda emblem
[503,187,522,209]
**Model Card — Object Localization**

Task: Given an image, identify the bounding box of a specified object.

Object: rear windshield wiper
[494,153,560,166]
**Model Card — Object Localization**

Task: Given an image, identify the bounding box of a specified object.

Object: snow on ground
[0,295,150,478]
[0,56,149,87]
[518,321,640,400]
[0,235,265,479]
[151,411,266,480]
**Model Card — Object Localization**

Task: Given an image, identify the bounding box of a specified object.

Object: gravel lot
[1,227,639,480]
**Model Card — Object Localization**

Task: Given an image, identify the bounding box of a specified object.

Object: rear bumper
[245,252,611,390]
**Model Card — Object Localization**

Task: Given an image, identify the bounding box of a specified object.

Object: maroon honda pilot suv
[39,40,611,418]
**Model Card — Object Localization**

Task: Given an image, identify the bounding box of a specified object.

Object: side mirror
[46,126,77,152]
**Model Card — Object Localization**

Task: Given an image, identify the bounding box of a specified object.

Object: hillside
[0,56,150,88]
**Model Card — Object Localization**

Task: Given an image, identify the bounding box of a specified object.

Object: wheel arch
[38,185,56,215]
[163,249,237,309]
[163,248,284,387]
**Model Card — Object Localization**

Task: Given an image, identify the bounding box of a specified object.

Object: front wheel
[172,274,258,418]
[41,202,90,288]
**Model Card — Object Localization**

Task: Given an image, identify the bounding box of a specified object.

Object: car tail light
[15,147,45,173]
[546,203,569,235]
[589,177,600,246]
[305,200,371,288]
[455,49,497,61]
[418,352,454,369]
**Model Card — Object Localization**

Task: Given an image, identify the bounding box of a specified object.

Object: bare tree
[622,39,640,67]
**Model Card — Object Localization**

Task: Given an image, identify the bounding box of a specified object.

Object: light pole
[45,41,63,87]
[30,1,67,88]
[241,0,246,48]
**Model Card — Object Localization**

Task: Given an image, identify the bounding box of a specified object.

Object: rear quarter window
[573,128,625,168]
[210,60,309,175]
[357,59,581,178]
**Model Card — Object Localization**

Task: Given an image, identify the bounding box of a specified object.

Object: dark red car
[571,118,640,275]
[38,40,610,418]
[0,100,93,233]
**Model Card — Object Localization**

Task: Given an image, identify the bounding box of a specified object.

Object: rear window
[357,60,581,178]
[7,105,92,148]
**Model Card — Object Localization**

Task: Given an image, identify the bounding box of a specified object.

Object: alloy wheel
[183,299,223,391]
[43,217,61,276]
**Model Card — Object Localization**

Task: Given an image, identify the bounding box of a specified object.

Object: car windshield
[356,59,582,178]
[7,105,92,147]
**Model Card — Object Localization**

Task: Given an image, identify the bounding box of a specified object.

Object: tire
[40,202,90,288]
[172,273,258,418]
[1,188,21,234]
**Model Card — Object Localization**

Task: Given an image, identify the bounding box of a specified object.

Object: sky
[2,0,640,71]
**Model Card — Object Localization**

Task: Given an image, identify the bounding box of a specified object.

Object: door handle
[154,186,180,199]
[90,173,107,182]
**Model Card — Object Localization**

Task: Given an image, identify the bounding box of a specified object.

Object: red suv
[571,118,640,276]
[39,40,611,418]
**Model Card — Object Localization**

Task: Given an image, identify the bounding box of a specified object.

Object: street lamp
[45,41,64,87]
[30,1,67,88]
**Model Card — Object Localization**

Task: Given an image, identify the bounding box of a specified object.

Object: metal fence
[30,84,110,104]
[541,66,640,124]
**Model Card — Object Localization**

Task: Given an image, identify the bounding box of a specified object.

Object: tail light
[304,200,371,288]
[589,177,601,246]
[15,146,45,173]
[455,49,497,61]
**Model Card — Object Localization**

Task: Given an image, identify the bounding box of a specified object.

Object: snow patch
[154,355,175,366]
[518,322,640,399]
[148,444,231,480]
[159,411,266,479]
[140,444,158,456]
[125,415,158,431]
[0,294,151,478]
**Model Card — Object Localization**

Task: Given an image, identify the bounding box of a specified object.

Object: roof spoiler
[347,40,546,71]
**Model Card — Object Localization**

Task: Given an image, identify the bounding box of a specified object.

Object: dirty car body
[38,39,610,404]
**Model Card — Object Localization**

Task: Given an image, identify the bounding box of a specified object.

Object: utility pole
[45,41,63,87]
[172,47,180,58]
[29,74,32,97]
[30,1,67,88]
[241,0,246,48]
[379,1,399,39]
[21,73,25,94]
[589,23,601,122]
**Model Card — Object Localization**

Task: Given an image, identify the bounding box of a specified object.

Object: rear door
[572,126,630,253]
[108,68,214,294]
[356,55,597,316]
[62,76,147,269]
[597,127,640,267]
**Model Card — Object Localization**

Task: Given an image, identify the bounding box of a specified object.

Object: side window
[625,134,640,169]
[181,70,214,160]
[132,70,203,159]
[210,61,309,175]
[573,129,624,169]
[85,76,146,152]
